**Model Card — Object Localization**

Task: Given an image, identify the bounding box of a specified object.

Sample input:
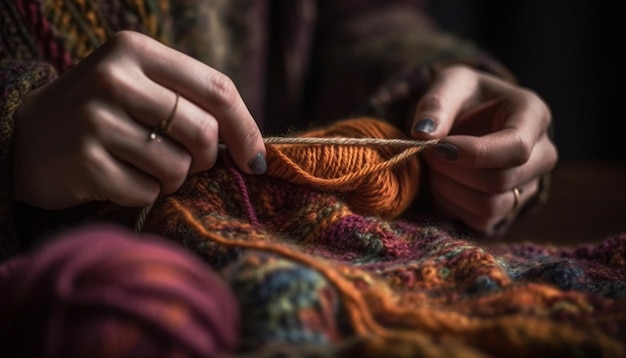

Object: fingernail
[435,142,458,160]
[413,118,437,134]
[248,152,267,174]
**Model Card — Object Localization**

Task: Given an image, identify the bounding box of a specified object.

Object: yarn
[18,117,625,357]
[265,117,424,219]
[0,224,240,358]
[128,125,626,357]
[135,117,432,232]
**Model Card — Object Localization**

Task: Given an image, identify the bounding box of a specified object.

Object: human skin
[11,31,557,235]
[12,31,267,210]
[411,65,558,234]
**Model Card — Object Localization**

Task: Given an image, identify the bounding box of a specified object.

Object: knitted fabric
[104,117,623,357]
[5,116,624,356]
[0,60,58,260]
[0,0,515,259]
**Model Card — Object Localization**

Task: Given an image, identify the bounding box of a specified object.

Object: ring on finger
[506,186,523,222]
[491,186,524,235]
[149,91,180,141]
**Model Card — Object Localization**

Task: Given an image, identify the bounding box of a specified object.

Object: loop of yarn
[265,117,422,219]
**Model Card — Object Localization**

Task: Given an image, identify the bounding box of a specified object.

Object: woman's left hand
[410,65,558,235]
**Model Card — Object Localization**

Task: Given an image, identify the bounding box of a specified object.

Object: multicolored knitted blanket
[57,118,626,357]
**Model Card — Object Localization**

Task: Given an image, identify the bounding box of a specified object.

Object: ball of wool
[265,117,420,219]
[0,224,239,358]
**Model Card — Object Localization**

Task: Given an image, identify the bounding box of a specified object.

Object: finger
[411,65,479,139]
[112,31,266,174]
[424,134,558,193]
[429,170,539,229]
[95,107,194,195]
[110,75,219,173]
[82,144,162,207]
[430,185,492,232]
[428,89,551,169]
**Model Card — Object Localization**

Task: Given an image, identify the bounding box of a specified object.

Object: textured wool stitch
[135,119,432,232]
[3,0,621,355]
[105,117,626,357]
[0,0,519,261]
[264,118,422,219]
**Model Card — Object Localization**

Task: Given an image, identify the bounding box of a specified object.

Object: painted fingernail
[248,152,267,174]
[435,142,458,160]
[413,118,437,134]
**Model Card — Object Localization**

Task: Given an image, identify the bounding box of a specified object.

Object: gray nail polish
[414,118,437,134]
[435,142,458,160]
[248,152,267,174]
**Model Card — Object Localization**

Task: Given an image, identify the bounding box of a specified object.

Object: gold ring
[507,187,523,221]
[149,91,180,141]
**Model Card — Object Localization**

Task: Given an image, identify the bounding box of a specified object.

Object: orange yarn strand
[265,118,425,219]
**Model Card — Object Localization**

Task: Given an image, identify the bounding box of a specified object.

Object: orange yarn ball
[265,117,421,219]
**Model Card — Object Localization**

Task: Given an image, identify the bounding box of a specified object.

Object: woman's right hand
[13,31,266,210]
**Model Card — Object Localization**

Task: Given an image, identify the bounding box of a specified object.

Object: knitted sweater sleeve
[0,61,58,260]
[0,0,67,260]
[0,0,172,260]
[308,0,516,128]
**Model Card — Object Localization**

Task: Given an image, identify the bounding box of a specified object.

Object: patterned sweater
[2,3,626,356]
[10,117,625,357]
[0,0,513,260]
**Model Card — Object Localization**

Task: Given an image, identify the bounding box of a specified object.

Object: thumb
[409,66,478,140]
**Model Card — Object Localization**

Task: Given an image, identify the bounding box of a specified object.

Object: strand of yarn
[135,140,434,233]
[135,202,154,233]
[217,137,438,151]
[166,196,626,358]
[263,118,431,219]
[135,118,437,232]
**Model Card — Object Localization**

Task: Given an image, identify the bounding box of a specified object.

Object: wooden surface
[502,160,626,245]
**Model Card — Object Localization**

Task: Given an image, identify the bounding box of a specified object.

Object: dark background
[427,0,623,161]
[427,1,625,242]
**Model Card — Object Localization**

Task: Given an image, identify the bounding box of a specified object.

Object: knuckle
[469,140,489,167]
[511,134,533,165]
[419,94,446,112]
[441,64,473,77]
[206,72,240,111]
[172,156,192,180]
[79,102,107,136]
[236,125,261,149]
[92,62,132,98]
[78,145,109,193]
[192,115,219,151]
[92,62,118,91]
[109,31,132,46]
[548,141,559,168]
[78,142,100,171]
[517,86,538,100]
[519,88,552,122]
[191,148,218,173]
[163,154,192,188]
[108,30,144,52]
[131,184,160,205]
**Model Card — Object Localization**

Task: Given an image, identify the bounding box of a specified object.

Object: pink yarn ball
[0,224,239,357]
